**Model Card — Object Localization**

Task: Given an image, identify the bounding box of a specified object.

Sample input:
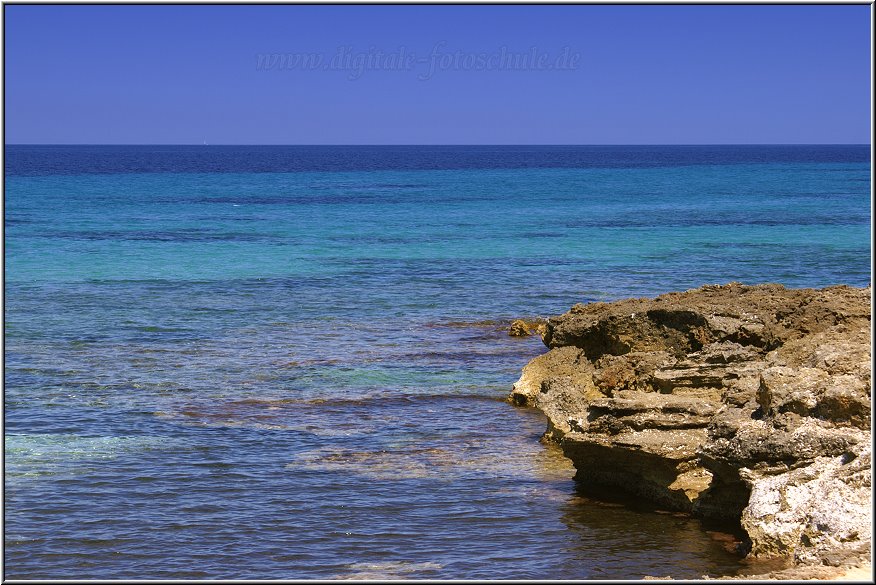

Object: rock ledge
[511,283,871,571]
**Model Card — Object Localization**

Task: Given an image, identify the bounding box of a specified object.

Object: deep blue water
[4,145,871,579]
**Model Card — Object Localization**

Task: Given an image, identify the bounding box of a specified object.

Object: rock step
[585,391,719,432]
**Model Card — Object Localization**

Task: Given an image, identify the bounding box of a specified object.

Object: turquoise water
[4,146,871,579]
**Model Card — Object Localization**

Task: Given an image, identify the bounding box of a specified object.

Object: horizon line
[5,143,872,147]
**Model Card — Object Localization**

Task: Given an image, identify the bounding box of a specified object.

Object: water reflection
[558,489,748,579]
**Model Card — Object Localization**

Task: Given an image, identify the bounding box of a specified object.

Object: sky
[3,4,871,144]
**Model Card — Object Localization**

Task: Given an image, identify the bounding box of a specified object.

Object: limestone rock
[508,318,548,338]
[511,283,871,570]
[756,366,828,417]
[741,446,871,564]
[509,319,531,337]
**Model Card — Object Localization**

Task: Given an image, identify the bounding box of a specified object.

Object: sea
[3,145,871,579]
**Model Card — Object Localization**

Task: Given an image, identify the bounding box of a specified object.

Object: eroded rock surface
[508,318,548,338]
[510,283,871,570]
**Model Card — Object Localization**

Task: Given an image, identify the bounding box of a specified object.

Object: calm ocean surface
[4,145,871,579]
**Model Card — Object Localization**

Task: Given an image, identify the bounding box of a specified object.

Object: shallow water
[4,145,870,579]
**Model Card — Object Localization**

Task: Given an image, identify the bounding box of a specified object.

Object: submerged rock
[511,283,871,571]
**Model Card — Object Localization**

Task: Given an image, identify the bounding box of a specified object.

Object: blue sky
[4,5,871,144]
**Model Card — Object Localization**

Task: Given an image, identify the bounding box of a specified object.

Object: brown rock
[511,282,871,571]
[508,318,548,338]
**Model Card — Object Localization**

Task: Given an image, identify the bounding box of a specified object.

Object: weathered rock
[593,351,672,395]
[511,283,871,571]
[563,427,713,512]
[508,318,548,338]
[816,376,871,430]
[756,366,828,417]
[543,283,868,355]
[701,413,862,468]
[510,345,596,408]
[741,446,871,563]
[588,391,719,431]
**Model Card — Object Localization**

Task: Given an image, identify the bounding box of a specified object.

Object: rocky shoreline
[509,283,871,579]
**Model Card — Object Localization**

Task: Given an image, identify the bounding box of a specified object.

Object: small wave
[275,358,344,368]
[134,325,193,333]
[364,183,430,189]
[197,390,502,409]
[399,348,541,362]
[521,231,565,239]
[285,438,576,482]
[428,317,547,330]
[428,319,508,329]
[155,391,508,430]
[42,229,271,243]
[286,448,439,480]
[5,434,180,480]
[4,217,34,225]
[337,561,443,579]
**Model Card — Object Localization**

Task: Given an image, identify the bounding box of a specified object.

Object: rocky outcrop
[508,318,548,338]
[510,283,871,570]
